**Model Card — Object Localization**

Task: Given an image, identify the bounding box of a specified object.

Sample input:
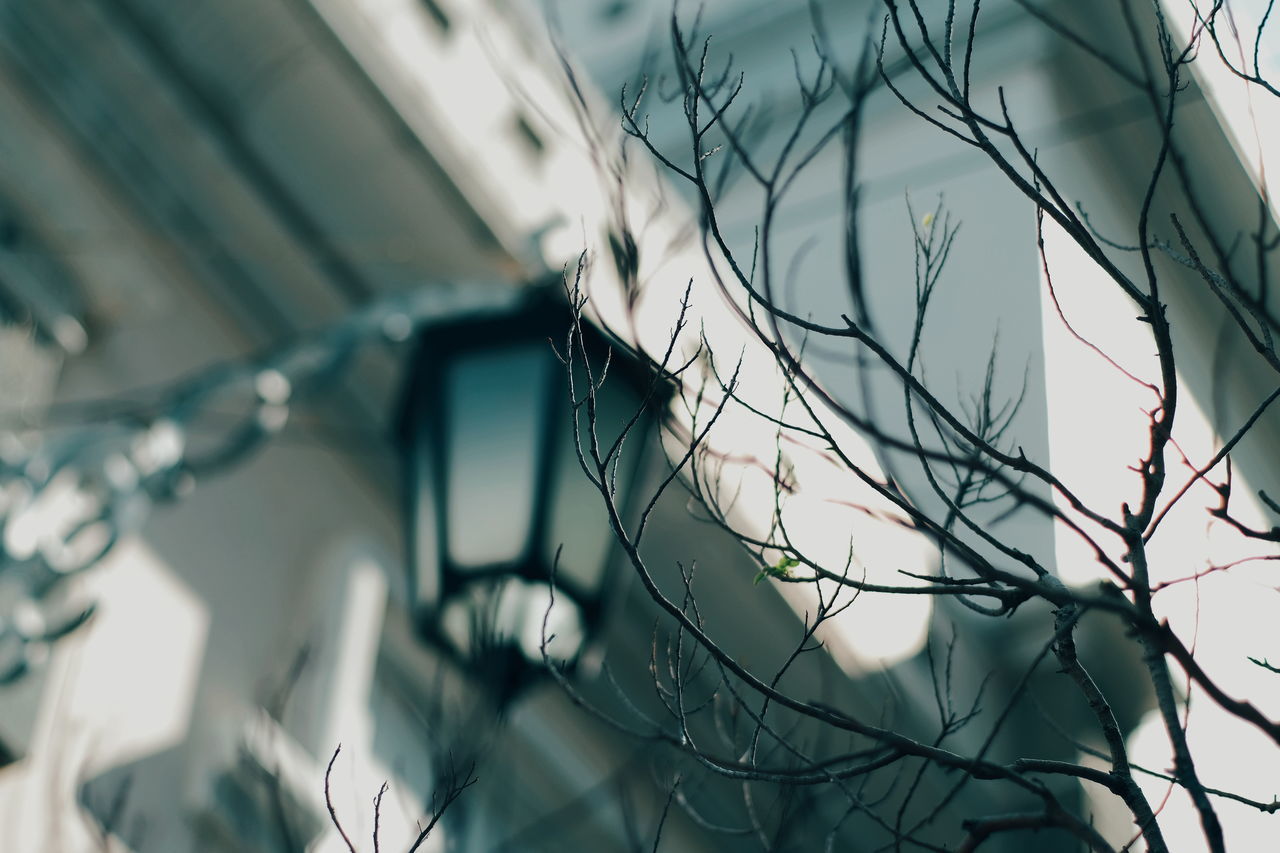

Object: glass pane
[440,594,476,657]
[545,380,642,591]
[439,579,583,662]
[445,344,550,569]
[516,581,583,662]
[411,440,440,608]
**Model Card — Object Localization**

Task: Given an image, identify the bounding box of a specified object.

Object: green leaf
[754,557,799,585]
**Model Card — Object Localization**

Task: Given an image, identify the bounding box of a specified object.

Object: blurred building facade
[0,0,1275,851]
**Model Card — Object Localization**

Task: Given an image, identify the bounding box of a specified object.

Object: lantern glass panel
[443,343,552,569]
[544,380,643,591]
[411,437,440,608]
[514,580,585,662]
[437,578,585,662]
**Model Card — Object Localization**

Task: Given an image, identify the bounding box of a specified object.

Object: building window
[513,113,546,160]
[421,0,451,34]
[599,1,632,24]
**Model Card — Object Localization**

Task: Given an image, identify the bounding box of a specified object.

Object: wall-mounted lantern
[397,287,658,706]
